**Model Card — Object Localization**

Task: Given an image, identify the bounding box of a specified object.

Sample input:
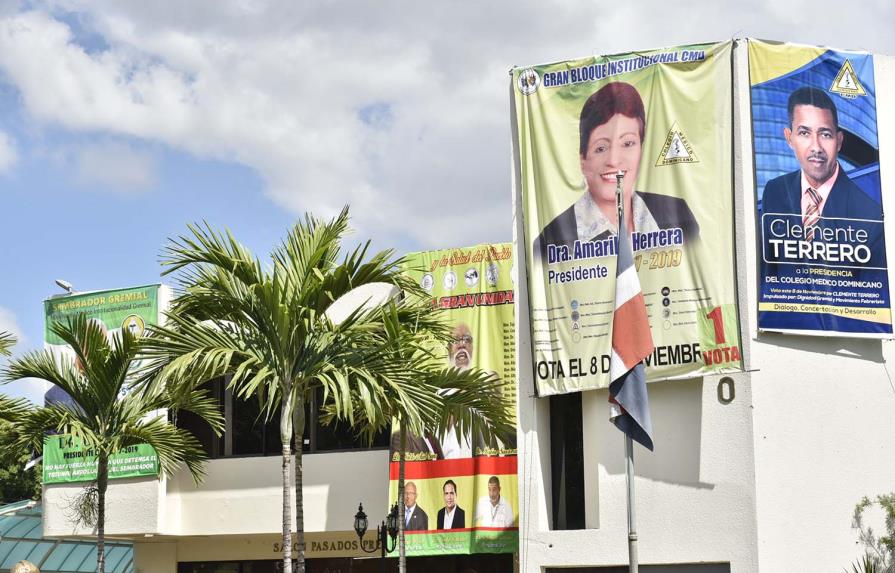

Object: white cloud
[0,306,24,343]
[0,2,892,246]
[0,130,18,174]
[3,378,50,406]
[0,307,47,405]
[76,140,155,193]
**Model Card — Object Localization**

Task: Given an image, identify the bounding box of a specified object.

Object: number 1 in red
[706,307,726,344]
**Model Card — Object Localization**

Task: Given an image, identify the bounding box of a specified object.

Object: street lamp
[354,502,399,558]
[54,279,74,294]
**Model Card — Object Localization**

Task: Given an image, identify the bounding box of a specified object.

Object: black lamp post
[354,502,400,558]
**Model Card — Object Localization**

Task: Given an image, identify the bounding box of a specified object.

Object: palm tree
[1,315,222,573]
[138,208,421,573]
[321,301,515,573]
[0,331,15,356]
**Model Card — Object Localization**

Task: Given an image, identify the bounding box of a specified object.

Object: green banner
[43,435,159,484]
[42,284,163,483]
[388,244,517,556]
[513,42,742,396]
[44,284,159,345]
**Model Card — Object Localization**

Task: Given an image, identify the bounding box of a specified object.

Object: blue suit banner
[750,39,892,337]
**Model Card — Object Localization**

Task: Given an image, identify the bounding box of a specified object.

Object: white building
[513,41,895,573]
[39,40,895,573]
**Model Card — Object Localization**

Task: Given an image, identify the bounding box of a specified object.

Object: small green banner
[43,435,159,484]
[44,284,159,345]
[402,529,518,555]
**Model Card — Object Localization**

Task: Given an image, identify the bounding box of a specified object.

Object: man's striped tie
[804,187,822,241]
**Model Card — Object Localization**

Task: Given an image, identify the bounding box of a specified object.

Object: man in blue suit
[759,86,887,332]
[761,86,881,225]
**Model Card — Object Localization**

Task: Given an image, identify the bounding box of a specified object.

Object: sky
[1,0,894,403]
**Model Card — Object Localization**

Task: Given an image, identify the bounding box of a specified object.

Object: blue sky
[2,0,895,402]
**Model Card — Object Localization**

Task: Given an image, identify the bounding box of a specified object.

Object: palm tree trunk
[398,425,407,573]
[293,402,306,573]
[96,454,108,573]
[280,389,295,573]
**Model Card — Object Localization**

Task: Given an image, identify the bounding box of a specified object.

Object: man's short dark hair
[787,86,839,130]
[488,476,500,487]
[443,479,457,494]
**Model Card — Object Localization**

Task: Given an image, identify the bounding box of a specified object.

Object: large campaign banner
[42,284,164,484]
[750,40,892,336]
[513,42,741,396]
[388,244,517,556]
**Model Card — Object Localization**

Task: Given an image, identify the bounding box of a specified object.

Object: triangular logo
[830,60,866,98]
[656,123,698,166]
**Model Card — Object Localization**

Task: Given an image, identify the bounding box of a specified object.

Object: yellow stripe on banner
[749,39,825,86]
[758,303,892,325]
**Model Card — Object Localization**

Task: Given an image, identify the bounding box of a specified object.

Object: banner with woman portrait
[750,40,892,337]
[388,244,517,556]
[512,41,741,396]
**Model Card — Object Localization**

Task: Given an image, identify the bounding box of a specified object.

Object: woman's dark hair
[579,82,646,156]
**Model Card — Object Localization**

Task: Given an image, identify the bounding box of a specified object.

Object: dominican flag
[608,211,655,451]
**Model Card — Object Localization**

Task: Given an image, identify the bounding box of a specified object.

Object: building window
[549,392,585,530]
[174,378,388,458]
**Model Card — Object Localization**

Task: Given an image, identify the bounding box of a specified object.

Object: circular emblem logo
[420,273,435,292]
[465,268,479,287]
[517,68,540,95]
[122,314,145,337]
[443,271,457,291]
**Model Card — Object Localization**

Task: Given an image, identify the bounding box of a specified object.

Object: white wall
[44,449,389,542]
[166,449,389,536]
[515,374,758,572]
[43,476,165,537]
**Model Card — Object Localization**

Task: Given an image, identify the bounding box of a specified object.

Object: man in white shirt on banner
[474,476,514,527]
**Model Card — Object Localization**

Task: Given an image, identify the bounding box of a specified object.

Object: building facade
[513,41,895,573]
[37,40,895,573]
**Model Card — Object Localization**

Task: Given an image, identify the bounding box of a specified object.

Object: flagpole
[616,170,639,573]
[615,170,624,234]
[625,434,638,573]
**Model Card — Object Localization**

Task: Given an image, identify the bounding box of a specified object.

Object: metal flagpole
[616,170,639,573]
[615,170,624,235]
[625,435,638,573]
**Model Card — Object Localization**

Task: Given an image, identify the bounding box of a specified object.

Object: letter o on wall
[717,377,735,404]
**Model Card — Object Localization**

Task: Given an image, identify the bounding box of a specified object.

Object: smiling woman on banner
[533,81,699,260]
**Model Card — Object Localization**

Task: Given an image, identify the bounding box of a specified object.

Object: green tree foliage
[2,315,222,573]
[0,452,40,503]
[0,392,40,503]
[0,331,15,356]
[139,209,423,573]
[140,209,514,573]
[851,493,895,573]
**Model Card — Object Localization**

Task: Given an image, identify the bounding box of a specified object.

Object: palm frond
[0,331,16,356]
[0,393,32,422]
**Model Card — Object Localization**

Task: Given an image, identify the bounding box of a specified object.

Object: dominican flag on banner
[608,210,656,451]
